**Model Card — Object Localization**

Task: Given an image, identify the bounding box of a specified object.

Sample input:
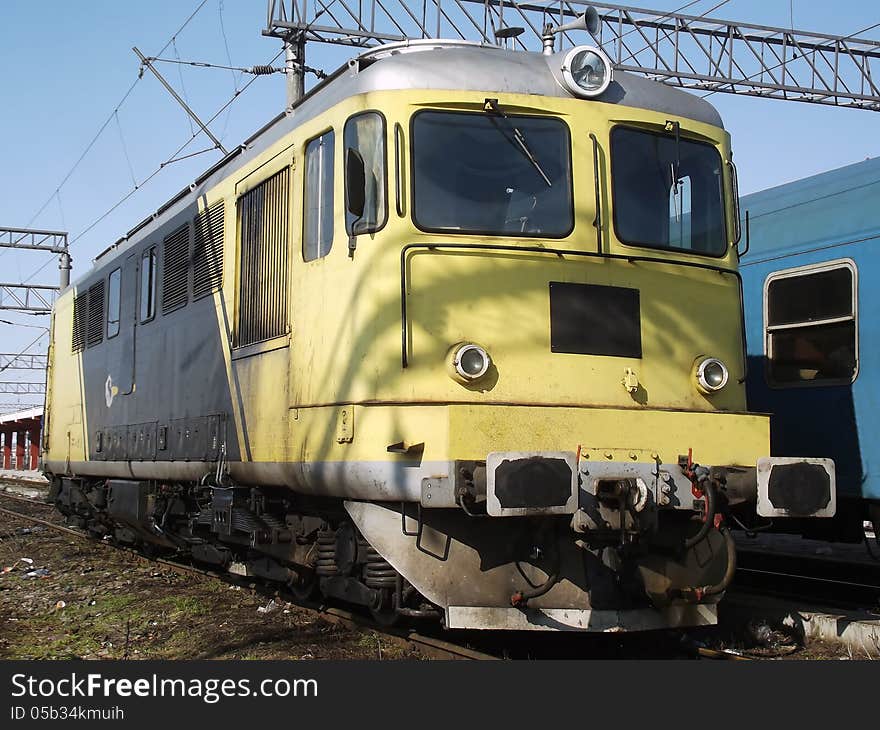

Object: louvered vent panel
[86,281,105,348]
[237,168,289,347]
[162,223,190,313]
[193,202,225,299]
[71,291,88,353]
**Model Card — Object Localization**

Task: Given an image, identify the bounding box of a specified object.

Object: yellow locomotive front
[278,41,835,630]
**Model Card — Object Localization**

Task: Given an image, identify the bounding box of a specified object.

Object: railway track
[735,548,880,611]
[0,487,748,660]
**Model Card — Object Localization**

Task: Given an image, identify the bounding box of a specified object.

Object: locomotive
[43,22,835,631]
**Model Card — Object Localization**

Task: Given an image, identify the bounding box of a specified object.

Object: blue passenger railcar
[740,157,880,541]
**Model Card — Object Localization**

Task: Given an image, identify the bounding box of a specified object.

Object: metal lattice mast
[0,354,48,371]
[0,284,59,314]
[0,227,70,289]
[0,382,46,395]
[264,1,880,111]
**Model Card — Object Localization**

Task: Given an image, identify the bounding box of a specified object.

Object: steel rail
[734,550,880,610]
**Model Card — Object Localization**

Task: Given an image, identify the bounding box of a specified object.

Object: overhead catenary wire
[145,55,327,79]
[172,38,197,136]
[114,111,139,188]
[17,0,212,234]
[20,46,287,282]
[0,331,48,375]
[218,0,242,141]
[0,320,50,331]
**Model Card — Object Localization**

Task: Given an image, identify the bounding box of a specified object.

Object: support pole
[28,425,40,470]
[285,33,306,109]
[1,431,11,470]
[15,431,25,470]
[59,250,71,290]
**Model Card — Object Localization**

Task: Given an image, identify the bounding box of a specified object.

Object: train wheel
[369,589,399,627]
[288,569,318,602]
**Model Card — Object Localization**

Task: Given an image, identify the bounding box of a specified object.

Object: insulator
[250,65,281,75]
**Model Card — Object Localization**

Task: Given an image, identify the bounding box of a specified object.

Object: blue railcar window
[411,111,573,237]
[765,261,857,386]
[611,126,727,257]
[767,267,852,326]
[303,130,335,261]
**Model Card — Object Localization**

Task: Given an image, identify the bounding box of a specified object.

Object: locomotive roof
[85,41,724,277]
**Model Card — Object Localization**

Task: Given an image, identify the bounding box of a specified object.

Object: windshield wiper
[484,98,552,187]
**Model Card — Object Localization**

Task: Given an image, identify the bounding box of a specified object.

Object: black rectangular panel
[549,282,641,358]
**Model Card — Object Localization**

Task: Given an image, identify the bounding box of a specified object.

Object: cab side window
[344,112,387,235]
[107,268,121,338]
[303,130,335,261]
[140,247,157,323]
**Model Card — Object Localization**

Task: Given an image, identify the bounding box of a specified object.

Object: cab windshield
[611,126,727,257]
[411,110,573,237]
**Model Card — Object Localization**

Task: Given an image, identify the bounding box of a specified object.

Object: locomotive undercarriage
[48,476,438,624]
[48,468,738,631]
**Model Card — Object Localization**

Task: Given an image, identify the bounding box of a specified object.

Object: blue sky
[0,0,878,410]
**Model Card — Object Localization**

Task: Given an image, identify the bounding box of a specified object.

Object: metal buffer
[263,0,880,111]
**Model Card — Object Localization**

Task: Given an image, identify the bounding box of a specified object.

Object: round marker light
[560,45,613,98]
[695,357,729,394]
[453,343,491,381]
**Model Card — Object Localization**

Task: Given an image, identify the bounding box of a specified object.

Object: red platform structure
[0,407,43,471]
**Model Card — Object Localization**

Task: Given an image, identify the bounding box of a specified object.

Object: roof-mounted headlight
[560,45,613,98]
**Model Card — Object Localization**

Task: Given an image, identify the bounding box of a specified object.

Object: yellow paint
[45,82,770,475]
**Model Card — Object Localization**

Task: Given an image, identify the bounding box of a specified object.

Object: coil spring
[231,508,262,533]
[315,528,339,576]
[359,537,397,589]
[197,507,212,526]
[260,513,286,531]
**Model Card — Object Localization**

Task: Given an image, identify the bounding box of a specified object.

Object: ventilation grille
[86,281,105,348]
[193,202,225,300]
[71,291,88,353]
[162,223,190,313]
[237,168,289,347]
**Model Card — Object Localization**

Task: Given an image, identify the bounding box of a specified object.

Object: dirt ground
[0,488,869,661]
[0,498,417,660]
